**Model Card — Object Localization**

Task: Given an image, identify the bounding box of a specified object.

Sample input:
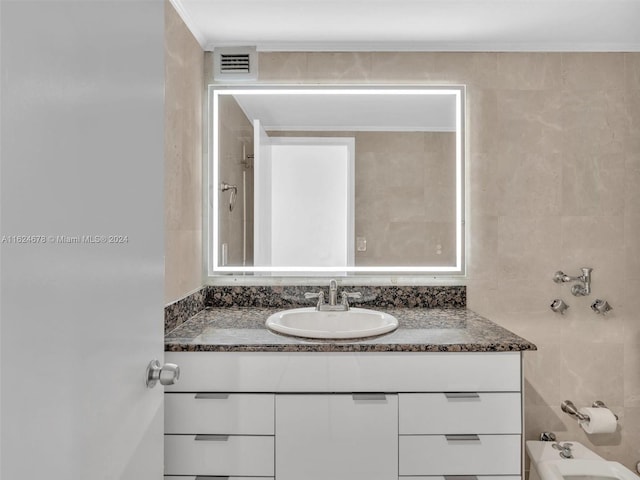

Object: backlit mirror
[208,85,465,276]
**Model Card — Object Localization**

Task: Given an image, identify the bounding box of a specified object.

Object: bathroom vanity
[163,307,536,480]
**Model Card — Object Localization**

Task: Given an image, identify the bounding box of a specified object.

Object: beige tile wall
[217,95,254,266]
[267,130,456,266]
[255,51,640,470]
[164,2,204,304]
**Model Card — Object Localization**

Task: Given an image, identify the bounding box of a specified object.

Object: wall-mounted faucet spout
[553,267,592,297]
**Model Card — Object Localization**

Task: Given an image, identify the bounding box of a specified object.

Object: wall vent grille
[214,47,257,81]
[220,54,251,73]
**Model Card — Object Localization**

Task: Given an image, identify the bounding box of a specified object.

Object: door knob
[146,359,180,388]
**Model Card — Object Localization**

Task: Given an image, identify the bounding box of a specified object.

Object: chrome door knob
[146,360,180,388]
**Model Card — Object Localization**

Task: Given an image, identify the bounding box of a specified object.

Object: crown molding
[202,41,640,53]
[169,0,207,49]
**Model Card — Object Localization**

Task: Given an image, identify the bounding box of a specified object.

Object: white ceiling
[171,0,640,52]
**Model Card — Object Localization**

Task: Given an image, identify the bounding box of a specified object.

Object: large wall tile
[497,216,562,281]
[561,153,625,216]
[624,217,640,280]
[165,1,204,304]
[562,53,625,92]
[496,53,562,91]
[622,279,640,344]
[621,407,640,469]
[624,346,640,407]
[258,52,308,81]
[306,52,372,81]
[559,89,629,156]
[560,342,624,406]
[625,53,640,91]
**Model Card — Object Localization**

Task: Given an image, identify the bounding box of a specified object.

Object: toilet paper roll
[578,407,617,434]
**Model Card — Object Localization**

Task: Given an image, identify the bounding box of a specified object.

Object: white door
[1,2,165,479]
[254,136,355,269]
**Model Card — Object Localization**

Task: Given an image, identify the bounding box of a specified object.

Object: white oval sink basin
[265,307,399,339]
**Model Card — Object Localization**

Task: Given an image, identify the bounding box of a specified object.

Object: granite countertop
[165,307,537,353]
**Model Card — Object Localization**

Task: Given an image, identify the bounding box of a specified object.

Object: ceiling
[170,0,640,52]
[230,90,457,132]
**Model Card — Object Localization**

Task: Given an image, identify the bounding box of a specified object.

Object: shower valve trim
[220,182,238,212]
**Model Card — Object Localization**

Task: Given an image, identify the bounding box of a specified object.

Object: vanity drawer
[399,435,521,475]
[399,393,521,434]
[164,435,274,477]
[165,393,274,434]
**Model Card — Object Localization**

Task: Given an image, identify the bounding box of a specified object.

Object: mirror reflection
[210,86,464,275]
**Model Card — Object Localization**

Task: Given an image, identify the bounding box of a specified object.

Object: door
[254,135,355,269]
[1,2,165,479]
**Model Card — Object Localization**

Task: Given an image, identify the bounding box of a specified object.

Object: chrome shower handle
[220,182,237,212]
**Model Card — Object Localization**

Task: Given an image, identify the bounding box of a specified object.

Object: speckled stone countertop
[165,307,537,353]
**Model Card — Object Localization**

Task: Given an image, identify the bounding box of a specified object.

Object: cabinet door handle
[194,393,230,399]
[445,476,478,480]
[194,434,230,441]
[352,393,387,401]
[444,392,480,399]
[445,434,480,442]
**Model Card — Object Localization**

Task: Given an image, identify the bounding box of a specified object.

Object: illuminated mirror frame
[207,85,465,277]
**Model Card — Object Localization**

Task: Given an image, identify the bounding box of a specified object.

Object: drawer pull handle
[194,434,230,441]
[444,392,480,399]
[445,434,480,442]
[352,393,387,401]
[195,477,230,480]
[445,476,478,480]
[194,393,230,399]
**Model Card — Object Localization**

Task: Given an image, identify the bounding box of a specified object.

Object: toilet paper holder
[561,400,619,421]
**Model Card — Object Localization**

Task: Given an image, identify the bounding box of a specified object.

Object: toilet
[527,440,639,480]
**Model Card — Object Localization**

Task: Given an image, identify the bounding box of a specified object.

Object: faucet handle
[304,291,325,309]
[340,291,363,308]
[304,292,321,299]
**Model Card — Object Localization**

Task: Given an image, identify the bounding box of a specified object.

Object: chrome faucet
[328,279,338,306]
[304,279,363,312]
[552,442,574,459]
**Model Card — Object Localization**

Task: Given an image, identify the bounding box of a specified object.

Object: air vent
[220,54,250,73]
[213,47,258,81]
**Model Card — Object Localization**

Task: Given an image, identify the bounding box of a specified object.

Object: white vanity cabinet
[164,351,523,480]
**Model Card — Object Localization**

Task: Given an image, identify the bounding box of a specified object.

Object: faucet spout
[328,279,338,306]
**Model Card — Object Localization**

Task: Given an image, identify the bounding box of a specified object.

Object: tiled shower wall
[252,52,640,469]
[218,95,255,267]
